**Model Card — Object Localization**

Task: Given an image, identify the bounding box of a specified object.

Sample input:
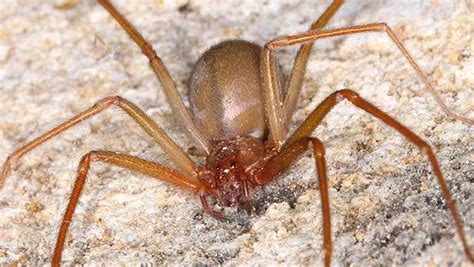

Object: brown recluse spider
[1,0,473,266]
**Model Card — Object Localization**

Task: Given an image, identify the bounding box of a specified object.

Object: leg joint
[110,95,124,105]
[308,137,325,156]
[264,41,274,50]
[335,89,359,102]
[4,155,14,166]
[95,95,124,107]
[265,35,289,49]
[419,142,432,155]
[375,22,389,31]
[83,150,99,162]
[141,42,158,61]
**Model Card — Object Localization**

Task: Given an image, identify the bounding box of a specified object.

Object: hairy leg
[98,0,210,154]
[254,137,331,266]
[262,22,473,147]
[51,150,201,267]
[1,96,197,187]
[284,0,344,126]
[284,89,473,262]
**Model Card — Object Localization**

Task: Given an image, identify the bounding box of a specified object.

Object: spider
[0,0,472,266]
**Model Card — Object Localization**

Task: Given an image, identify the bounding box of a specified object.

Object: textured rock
[0,0,472,266]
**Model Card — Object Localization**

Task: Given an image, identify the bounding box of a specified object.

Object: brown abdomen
[189,40,266,141]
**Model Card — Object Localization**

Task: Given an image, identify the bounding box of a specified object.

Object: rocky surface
[0,0,472,266]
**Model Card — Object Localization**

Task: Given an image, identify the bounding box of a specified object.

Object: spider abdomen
[189,40,271,142]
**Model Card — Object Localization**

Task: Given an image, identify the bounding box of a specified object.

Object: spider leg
[199,193,223,220]
[98,0,211,154]
[254,138,331,267]
[285,89,472,262]
[1,96,197,187]
[262,23,473,147]
[284,0,344,126]
[51,150,201,267]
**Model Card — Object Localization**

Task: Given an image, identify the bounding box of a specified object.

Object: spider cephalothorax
[198,137,276,208]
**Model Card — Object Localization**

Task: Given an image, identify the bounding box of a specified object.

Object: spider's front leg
[98,0,211,154]
[51,150,201,267]
[262,22,473,148]
[253,137,331,267]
